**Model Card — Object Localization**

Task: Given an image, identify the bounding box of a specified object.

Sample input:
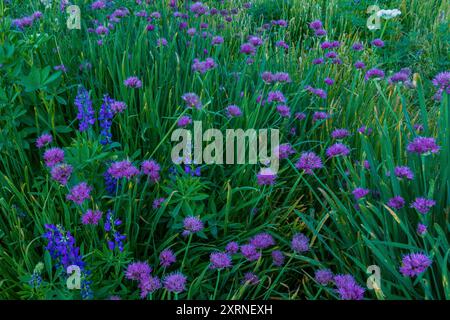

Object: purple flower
[432,71,450,99]
[226,105,242,118]
[394,166,414,180]
[192,57,217,74]
[295,152,323,175]
[371,38,385,47]
[313,111,329,121]
[212,36,224,45]
[354,61,366,69]
[324,77,335,86]
[124,76,142,88]
[91,1,106,10]
[75,86,95,132]
[99,95,114,145]
[104,210,126,251]
[182,93,202,109]
[353,187,370,200]
[108,160,139,180]
[334,274,365,300]
[141,160,161,183]
[309,20,323,30]
[257,168,277,185]
[358,126,372,136]
[295,112,306,120]
[250,233,275,249]
[81,209,102,225]
[365,68,385,81]
[66,182,92,205]
[271,250,285,266]
[325,51,337,59]
[407,137,440,155]
[306,87,327,99]
[331,128,350,139]
[139,275,161,298]
[240,43,256,55]
[163,272,187,293]
[182,216,204,236]
[399,253,432,277]
[274,143,294,159]
[315,269,334,285]
[267,91,286,104]
[240,244,261,261]
[160,249,176,268]
[387,196,405,210]
[313,58,324,65]
[152,198,166,209]
[95,25,109,35]
[177,115,192,127]
[292,233,309,253]
[276,105,291,117]
[210,252,232,269]
[248,35,264,46]
[276,40,289,50]
[36,133,52,149]
[110,100,127,114]
[410,197,436,214]
[326,143,350,158]
[314,29,327,37]
[417,223,427,235]
[51,164,73,186]
[273,72,291,83]
[389,69,411,85]
[225,241,239,254]
[43,148,64,167]
[125,262,152,281]
[242,272,259,285]
[352,42,364,51]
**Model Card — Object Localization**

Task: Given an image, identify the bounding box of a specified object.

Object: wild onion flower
[306,86,327,99]
[110,100,127,114]
[331,128,350,139]
[226,105,242,118]
[410,197,436,214]
[95,25,109,35]
[417,223,427,235]
[91,0,106,9]
[240,244,261,261]
[152,198,166,209]
[182,216,204,236]
[139,275,161,298]
[267,91,286,103]
[141,160,161,182]
[108,160,139,180]
[276,40,289,50]
[43,224,84,269]
[212,36,224,45]
[394,166,414,180]
[99,95,114,145]
[210,252,232,269]
[354,61,366,69]
[250,233,275,249]
[325,51,337,59]
[295,112,306,120]
[272,250,285,266]
[66,182,92,205]
[240,43,256,55]
[273,143,294,159]
[314,29,327,37]
[358,126,372,135]
[43,147,64,167]
[407,137,440,155]
[160,249,176,267]
[371,38,385,47]
[295,152,323,175]
[334,274,365,300]
[192,58,216,74]
[125,262,152,281]
[123,76,142,88]
[399,253,432,277]
[313,58,324,65]
[352,42,364,51]
[81,209,102,225]
[104,210,126,251]
[182,92,202,109]
[75,86,95,132]
[365,68,385,81]
[276,105,291,117]
[326,143,350,158]
[36,133,52,149]
[292,233,310,253]
[387,196,405,210]
[353,188,370,200]
[389,68,412,85]
[104,168,118,195]
[225,242,239,254]
[324,77,335,86]
[309,20,323,30]
[257,168,277,185]
[242,272,259,285]
[163,272,187,293]
[51,164,73,186]
[315,269,334,285]
[177,115,192,127]
[190,1,208,15]
[431,71,450,101]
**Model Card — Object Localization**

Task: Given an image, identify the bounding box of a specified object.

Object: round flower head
[271,250,285,266]
[182,92,202,109]
[365,68,385,81]
[416,223,427,235]
[139,275,161,298]
[309,19,323,30]
[240,43,256,55]
[399,253,432,277]
[267,91,286,104]
[108,160,139,180]
[226,105,242,118]
[313,111,329,121]
[177,115,192,127]
[394,166,414,180]
[410,197,436,214]
[160,249,176,267]
[352,42,364,51]
[331,128,350,140]
[352,187,370,200]
[334,274,365,300]
[163,272,187,293]
[182,216,204,235]
[249,233,275,249]
[387,196,405,210]
[273,143,294,160]
[123,76,142,88]
[51,163,73,186]
[315,269,334,285]
[141,160,161,183]
[225,241,239,254]
[110,100,127,114]
[66,182,92,205]
[152,197,166,209]
[81,209,102,225]
[296,152,323,175]
[326,143,350,158]
[242,272,259,285]
[257,168,277,186]
[276,105,291,118]
[125,262,152,281]
[36,133,52,148]
[406,137,440,155]
[354,61,366,69]
[240,244,261,261]
[371,38,385,47]
[43,148,64,167]
[292,233,310,253]
[210,252,232,269]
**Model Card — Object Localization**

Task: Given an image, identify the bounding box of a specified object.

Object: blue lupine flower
[75,86,96,132]
[99,94,114,145]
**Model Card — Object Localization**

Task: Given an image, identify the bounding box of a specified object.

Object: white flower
[376,9,401,20]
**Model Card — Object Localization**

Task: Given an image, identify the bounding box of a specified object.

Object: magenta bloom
[240,43,256,55]
[399,253,432,277]
[296,152,323,175]
[81,209,102,225]
[334,274,365,300]
[292,233,310,253]
[352,187,370,200]
[326,143,350,158]
[417,223,427,235]
[210,252,232,269]
[354,61,366,69]
[274,143,294,159]
[163,272,187,293]
[111,100,127,114]
[125,262,152,281]
[240,244,261,261]
[177,115,192,127]
[387,196,405,210]
[331,128,350,139]
[108,160,139,179]
[309,20,323,30]
[315,269,334,285]
[365,68,385,81]
[225,241,239,254]
[242,272,260,285]
[352,42,364,51]
[276,105,291,117]
[250,233,275,249]
[267,91,286,104]
[191,57,217,74]
[95,25,109,35]
[358,126,372,136]
[257,168,277,185]
[91,1,106,9]
[182,92,202,109]
[141,160,161,183]
[410,197,436,214]
[36,133,52,148]
[271,250,285,266]
[371,38,385,47]
[123,76,142,88]
[160,249,176,267]
[66,182,92,205]
[182,216,204,236]
[43,148,64,167]
[406,137,440,155]
[394,166,414,180]
[226,105,242,118]
[139,275,161,298]
[51,163,73,186]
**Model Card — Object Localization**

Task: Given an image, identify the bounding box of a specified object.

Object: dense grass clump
[0,0,448,300]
